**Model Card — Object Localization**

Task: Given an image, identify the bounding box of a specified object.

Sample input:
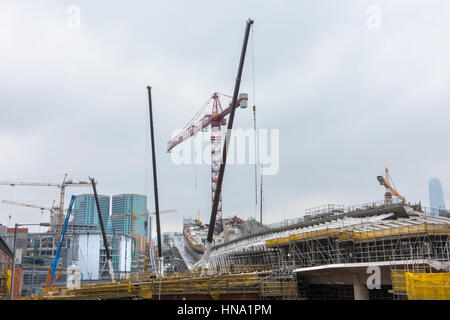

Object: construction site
[11,197,443,301]
[1,17,450,302]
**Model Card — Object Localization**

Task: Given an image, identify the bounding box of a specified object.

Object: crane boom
[377,168,405,203]
[167,94,248,153]
[0,181,91,187]
[47,195,76,287]
[112,209,177,220]
[89,177,115,282]
[202,18,254,266]
[0,200,66,213]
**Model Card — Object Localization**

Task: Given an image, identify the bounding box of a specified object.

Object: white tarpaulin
[119,235,132,273]
[77,233,101,280]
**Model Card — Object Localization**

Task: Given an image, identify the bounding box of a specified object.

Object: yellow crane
[0,174,92,237]
[0,200,65,221]
[377,168,405,204]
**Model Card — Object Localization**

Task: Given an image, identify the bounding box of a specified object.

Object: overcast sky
[1,1,450,235]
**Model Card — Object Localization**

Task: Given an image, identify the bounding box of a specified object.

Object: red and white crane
[167,92,248,232]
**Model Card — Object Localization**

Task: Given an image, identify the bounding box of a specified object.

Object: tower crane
[167,92,248,233]
[0,174,92,237]
[0,200,62,231]
[0,200,66,216]
[377,168,406,204]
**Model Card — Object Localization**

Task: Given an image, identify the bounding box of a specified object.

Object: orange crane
[377,168,405,204]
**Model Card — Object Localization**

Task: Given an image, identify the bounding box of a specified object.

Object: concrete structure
[185,200,450,300]
[5,227,28,265]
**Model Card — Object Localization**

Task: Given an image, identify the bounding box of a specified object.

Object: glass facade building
[111,194,147,237]
[72,194,111,231]
[429,178,446,215]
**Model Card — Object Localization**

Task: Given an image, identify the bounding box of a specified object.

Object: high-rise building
[111,194,147,237]
[72,194,111,230]
[429,178,446,215]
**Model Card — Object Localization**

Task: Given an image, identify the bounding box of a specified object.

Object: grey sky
[1,1,450,235]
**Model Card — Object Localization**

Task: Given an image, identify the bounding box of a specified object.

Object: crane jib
[166,95,248,153]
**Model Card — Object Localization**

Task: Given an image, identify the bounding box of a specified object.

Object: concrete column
[353,282,369,300]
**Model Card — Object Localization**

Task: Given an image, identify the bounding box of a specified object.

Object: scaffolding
[33,270,297,300]
[203,207,450,300]
[34,204,450,300]
[260,216,450,270]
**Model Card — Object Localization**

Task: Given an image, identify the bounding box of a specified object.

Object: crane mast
[58,174,68,237]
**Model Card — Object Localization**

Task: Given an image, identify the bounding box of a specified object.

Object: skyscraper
[72,194,111,230]
[111,194,147,236]
[429,178,446,215]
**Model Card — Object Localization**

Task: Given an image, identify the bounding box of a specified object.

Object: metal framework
[37,269,297,300]
[205,204,450,279]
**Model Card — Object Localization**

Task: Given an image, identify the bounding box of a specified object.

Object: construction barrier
[405,272,450,300]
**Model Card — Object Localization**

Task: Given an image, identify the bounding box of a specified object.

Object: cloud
[1,1,450,234]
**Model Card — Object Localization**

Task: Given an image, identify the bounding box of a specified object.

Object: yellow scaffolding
[35,271,298,300]
[266,223,450,246]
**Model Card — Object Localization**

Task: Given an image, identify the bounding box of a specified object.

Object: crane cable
[183,96,212,130]
[251,26,258,219]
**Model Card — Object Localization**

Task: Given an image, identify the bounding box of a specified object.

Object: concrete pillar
[353,282,369,300]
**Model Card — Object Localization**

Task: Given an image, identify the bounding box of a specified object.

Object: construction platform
[31,268,297,300]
